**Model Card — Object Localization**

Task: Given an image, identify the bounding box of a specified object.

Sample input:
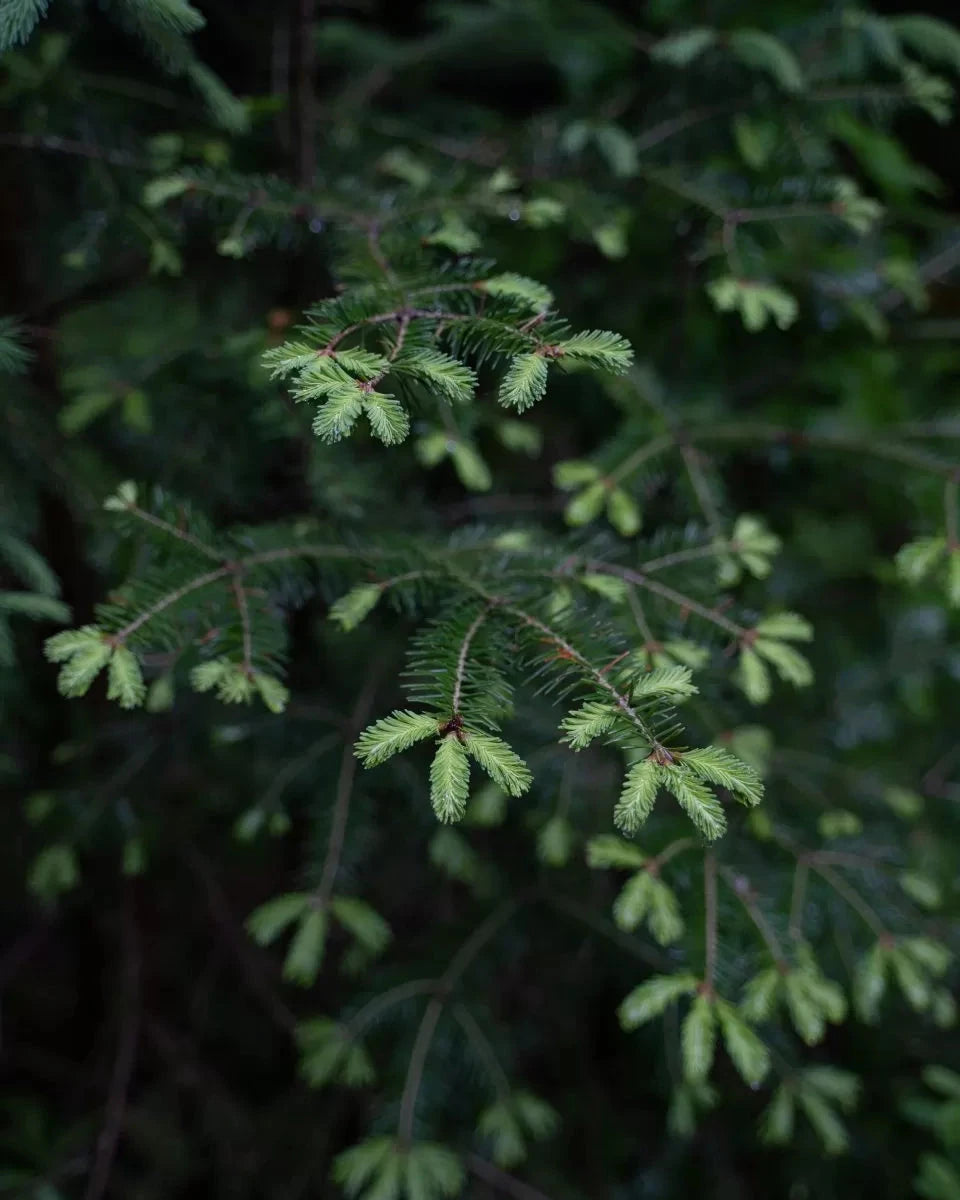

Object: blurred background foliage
[3,0,960,1197]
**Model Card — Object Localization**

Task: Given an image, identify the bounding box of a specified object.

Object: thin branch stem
[634,102,736,152]
[84,904,140,1200]
[703,851,717,993]
[114,566,232,640]
[627,587,656,645]
[366,222,398,286]
[182,845,298,1033]
[606,434,675,486]
[468,1155,557,1200]
[396,998,444,1147]
[501,603,657,743]
[607,421,960,487]
[542,892,669,970]
[651,837,696,871]
[719,866,788,968]
[810,862,888,938]
[127,504,223,561]
[638,539,736,574]
[679,444,724,538]
[452,606,491,714]
[109,539,503,645]
[231,571,253,675]
[259,734,339,809]
[686,422,960,480]
[590,561,747,639]
[397,900,520,1145]
[789,860,809,942]
[452,1003,511,1099]
[315,674,380,906]
[0,132,144,167]
[346,979,438,1037]
[946,479,959,551]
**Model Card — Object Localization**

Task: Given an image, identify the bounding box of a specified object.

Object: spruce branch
[315,675,380,907]
[230,572,253,676]
[467,1155,556,1200]
[945,479,959,551]
[451,1003,512,1100]
[720,867,789,970]
[703,851,717,994]
[345,980,438,1038]
[587,562,748,640]
[452,606,493,715]
[789,859,809,942]
[397,900,520,1146]
[810,862,889,939]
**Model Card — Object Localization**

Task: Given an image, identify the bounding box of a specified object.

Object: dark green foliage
[4,1,960,1198]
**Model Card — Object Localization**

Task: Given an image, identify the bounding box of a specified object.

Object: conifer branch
[501,603,659,744]
[679,444,724,539]
[345,979,438,1037]
[720,866,788,969]
[606,434,676,486]
[687,423,960,480]
[605,423,960,495]
[397,899,520,1146]
[703,851,717,994]
[452,1002,511,1099]
[809,862,888,938]
[85,905,140,1200]
[467,1155,557,1200]
[113,565,233,641]
[789,859,809,942]
[945,479,959,550]
[627,589,657,646]
[125,502,223,561]
[451,606,492,715]
[365,222,397,285]
[397,996,444,1148]
[638,540,738,573]
[230,572,253,675]
[543,891,670,970]
[650,838,696,871]
[315,675,380,908]
[587,562,748,639]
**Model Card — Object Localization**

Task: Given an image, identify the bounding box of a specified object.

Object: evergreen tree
[3,1,960,1196]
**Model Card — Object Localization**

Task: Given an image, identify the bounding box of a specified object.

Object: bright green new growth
[262,265,632,444]
[12,0,960,1189]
